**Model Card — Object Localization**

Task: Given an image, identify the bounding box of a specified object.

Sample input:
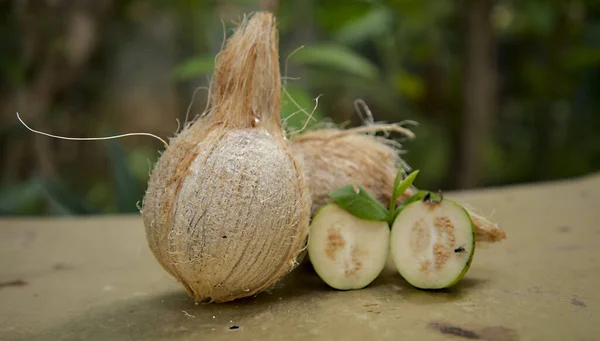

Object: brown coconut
[142,12,310,303]
[292,126,506,244]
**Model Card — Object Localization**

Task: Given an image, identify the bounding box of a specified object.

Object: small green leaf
[393,170,420,202]
[388,169,420,223]
[330,184,389,221]
[391,168,404,202]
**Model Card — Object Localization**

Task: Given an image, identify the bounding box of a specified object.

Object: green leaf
[393,170,420,204]
[172,55,214,80]
[334,7,393,44]
[291,44,379,80]
[388,170,420,222]
[330,184,389,221]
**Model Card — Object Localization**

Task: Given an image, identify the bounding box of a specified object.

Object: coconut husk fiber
[141,12,311,303]
[292,125,506,244]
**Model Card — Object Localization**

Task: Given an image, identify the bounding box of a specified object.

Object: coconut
[141,12,310,303]
[292,126,506,244]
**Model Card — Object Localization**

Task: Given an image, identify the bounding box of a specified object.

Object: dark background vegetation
[1,0,599,216]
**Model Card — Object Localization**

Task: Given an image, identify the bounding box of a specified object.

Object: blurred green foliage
[1,0,599,216]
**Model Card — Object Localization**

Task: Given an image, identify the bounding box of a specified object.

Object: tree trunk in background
[457,0,497,189]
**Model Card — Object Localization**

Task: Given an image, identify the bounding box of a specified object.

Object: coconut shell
[142,12,310,303]
[293,126,506,244]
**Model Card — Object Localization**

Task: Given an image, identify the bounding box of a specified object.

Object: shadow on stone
[16,267,324,341]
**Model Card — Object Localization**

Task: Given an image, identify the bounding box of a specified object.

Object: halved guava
[308,203,389,290]
[390,197,475,289]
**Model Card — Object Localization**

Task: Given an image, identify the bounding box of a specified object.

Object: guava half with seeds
[308,203,389,290]
[390,196,475,289]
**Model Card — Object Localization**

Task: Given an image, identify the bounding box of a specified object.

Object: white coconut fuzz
[390,199,475,289]
[308,203,389,290]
